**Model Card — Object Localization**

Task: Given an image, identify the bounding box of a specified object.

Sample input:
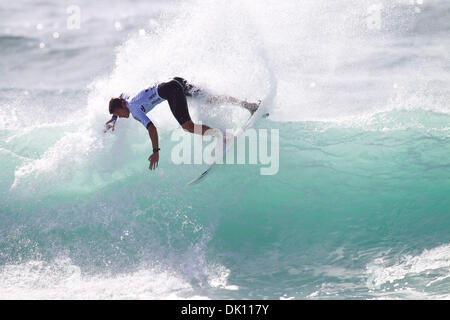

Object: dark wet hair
[109,98,123,114]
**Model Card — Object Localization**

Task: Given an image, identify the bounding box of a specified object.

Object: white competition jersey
[123,84,164,128]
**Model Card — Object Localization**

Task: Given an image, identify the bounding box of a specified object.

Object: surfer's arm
[147,122,159,151]
[147,123,159,170]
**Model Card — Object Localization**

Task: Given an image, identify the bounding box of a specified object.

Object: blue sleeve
[131,107,153,129]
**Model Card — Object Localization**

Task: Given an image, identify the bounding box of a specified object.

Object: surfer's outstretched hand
[148,152,159,170]
[104,119,116,133]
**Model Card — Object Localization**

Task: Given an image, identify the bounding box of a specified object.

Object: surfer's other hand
[104,119,116,133]
[148,152,159,170]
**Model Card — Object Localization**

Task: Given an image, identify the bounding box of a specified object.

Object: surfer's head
[109,97,130,118]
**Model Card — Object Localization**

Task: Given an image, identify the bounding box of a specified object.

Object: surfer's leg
[171,77,258,113]
[181,120,219,136]
[173,77,203,97]
[172,77,242,107]
[158,80,218,136]
[197,88,259,114]
[206,95,259,114]
[158,80,192,124]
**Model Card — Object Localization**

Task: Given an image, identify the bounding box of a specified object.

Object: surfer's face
[115,101,130,118]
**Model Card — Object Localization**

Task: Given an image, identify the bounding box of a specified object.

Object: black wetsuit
[157,77,202,126]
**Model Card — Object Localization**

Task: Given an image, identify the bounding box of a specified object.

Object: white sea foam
[0,256,238,299]
[366,243,450,299]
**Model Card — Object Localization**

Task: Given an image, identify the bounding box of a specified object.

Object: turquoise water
[1,110,449,299]
[1,0,450,299]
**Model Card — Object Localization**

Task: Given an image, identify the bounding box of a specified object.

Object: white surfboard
[187,102,264,185]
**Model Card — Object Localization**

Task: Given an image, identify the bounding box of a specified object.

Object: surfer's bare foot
[241,101,260,114]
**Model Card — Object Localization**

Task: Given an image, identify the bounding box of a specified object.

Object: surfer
[105,77,259,170]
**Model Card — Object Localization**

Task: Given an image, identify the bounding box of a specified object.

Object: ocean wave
[1,0,449,300]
